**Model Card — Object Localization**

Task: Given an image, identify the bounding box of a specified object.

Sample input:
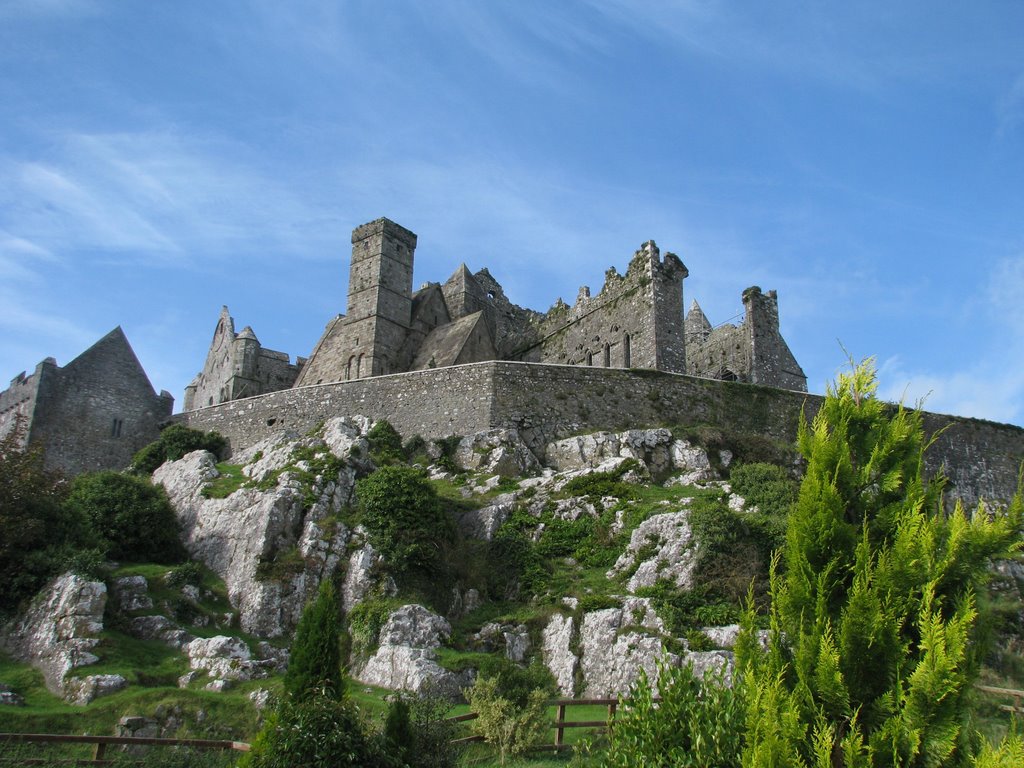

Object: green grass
[200,462,248,499]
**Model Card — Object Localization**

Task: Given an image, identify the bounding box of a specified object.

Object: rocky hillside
[2,415,1020,739]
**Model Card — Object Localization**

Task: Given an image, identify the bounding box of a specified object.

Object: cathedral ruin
[185,216,806,408]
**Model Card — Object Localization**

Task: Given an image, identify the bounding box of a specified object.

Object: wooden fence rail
[975,684,1024,716]
[446,696,662,752]
[0,733,250,766]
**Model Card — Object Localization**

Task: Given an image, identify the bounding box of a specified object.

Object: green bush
[0,431,92,613]
[239,695,383,768]
[64,471,186,564]
[736,360,1023,766]
[131,424,226,474]
[728,461,798,519]
[367,419,405,465]
[596,662,743,767]
[475,657,556,708]
[466,674,548,763]
[356,466,455,577]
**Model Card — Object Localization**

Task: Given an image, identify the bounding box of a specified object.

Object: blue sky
[1,1,1023,425]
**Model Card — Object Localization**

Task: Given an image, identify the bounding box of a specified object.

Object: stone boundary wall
[179,361,1024,506]
[179,363,497,453]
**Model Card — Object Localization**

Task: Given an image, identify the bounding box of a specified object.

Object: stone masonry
[0,328,173,475]
[186,217,806,409]
[180,360,1024,509]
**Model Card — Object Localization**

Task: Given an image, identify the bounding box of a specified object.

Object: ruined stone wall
[28,330,174,475]
[179,361,1024,506]
[0,364,45,445]
[687,287,806,392]
[514,243,687,373]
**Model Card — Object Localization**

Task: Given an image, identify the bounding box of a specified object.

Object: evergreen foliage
[356,465,455,577]
[284,580,345,702]
[238,695,382,768]
[64,471,187,564]
[736,359,1022,767]
[131,424,226,474]
[596,662,744,767]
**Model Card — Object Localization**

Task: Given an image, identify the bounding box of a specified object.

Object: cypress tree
[736,359,1022,766]
[284,579,345,702]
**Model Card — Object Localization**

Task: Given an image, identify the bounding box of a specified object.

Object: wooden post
[607,700,617,729]
[92,741,107,760]
[555,702,566,747]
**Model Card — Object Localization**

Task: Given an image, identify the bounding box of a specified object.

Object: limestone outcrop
[153,417,368,637]
[0,573,110,703]
[608,507,697,592]
[355,605,472,698]
[545,429,716,484]
[453,429,541,478]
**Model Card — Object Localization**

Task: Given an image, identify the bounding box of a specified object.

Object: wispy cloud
[0,131,342,267]
[878,255,1024,425]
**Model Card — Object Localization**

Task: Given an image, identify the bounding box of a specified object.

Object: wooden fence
[976,684,1024,717]
[0,733,250,766]
[448,696,660,752]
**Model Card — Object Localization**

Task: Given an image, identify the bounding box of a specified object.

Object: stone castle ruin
[3,215,1022,503]
[0,328,174,475]
[185,217,807,408]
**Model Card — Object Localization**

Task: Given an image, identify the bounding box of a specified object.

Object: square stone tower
[343,218,418,377]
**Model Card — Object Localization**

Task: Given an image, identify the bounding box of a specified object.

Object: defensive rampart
[179,361,1024,507]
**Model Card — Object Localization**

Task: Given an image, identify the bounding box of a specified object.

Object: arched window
[623,333,631,368]
[346,356,356,381]
[603,343,611,367]
[356,353,365,379]
[585,352,593,366]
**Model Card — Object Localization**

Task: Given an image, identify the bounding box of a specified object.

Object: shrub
[597,662,743,767]
[736,359,1023,766]
[728,461,798,519]
[239,695,382,768]
[0,430,87,613]
[356,465,455,577]
[165,560,204,587]
[64,471,186,564]
[466,674,548,764]
[131,424,226,474]
[285,580,345,702]
[367,419,405,465]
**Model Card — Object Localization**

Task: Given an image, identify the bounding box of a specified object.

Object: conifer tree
[736,360,1022,767]
[284,579,345,701]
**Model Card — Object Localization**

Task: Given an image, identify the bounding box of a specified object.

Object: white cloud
[877,255,1024,425]
[0,131,342,266]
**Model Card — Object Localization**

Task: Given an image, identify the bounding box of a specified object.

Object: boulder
[127,615,193,649]
[669,439,717,485]
[342,541,396,612]
[0,684,25,707]
[354,605,468,698]
[63,674,128,705]
[608,509,697,592]
[458,495,516,540]
[0,573,107,701]
[542,613,577,696]
[578,598,676,698]
[183,635,270,683]
[111,576,153,612]
[154,449,353,636]
[453,429,541,477]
